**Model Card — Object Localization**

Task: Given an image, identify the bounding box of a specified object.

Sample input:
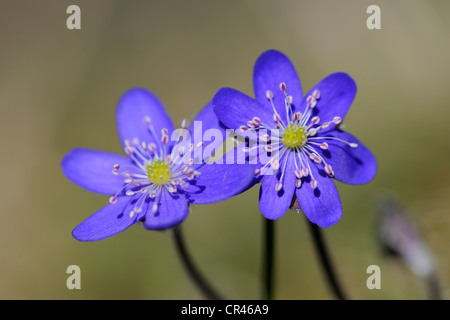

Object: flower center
[146,160,171,185]
[282,124,307,149]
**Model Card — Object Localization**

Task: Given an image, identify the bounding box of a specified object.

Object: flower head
[62,88,254,241]
[213,50,377,227]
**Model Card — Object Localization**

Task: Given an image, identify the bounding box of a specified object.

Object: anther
[247,120,257,128]
[311,116,320,125]
[270,157,280,170]
[311,179,318,189]
[239,125,248,132]
[332,116,342,124]
[109,196,117,204]
[252,117,262,126]
[266,90,274,100]
[275,181,283,191]
[148,143,157,152]
[302,168,309,177]
[279,82,287,92]
[296,179,302,188]
[306,96,315,105]
[312,89,320,100]
[273,113,281,123]
[325,164,334,177]
[286,95,293,104]
[320,142,329,150]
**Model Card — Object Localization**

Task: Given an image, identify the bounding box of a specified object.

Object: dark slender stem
[426,273,445,300]
[173,225,222,300]
[262,218,275,300]
[307,221,347,300]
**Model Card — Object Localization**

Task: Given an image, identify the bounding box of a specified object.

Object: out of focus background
[1,0,449,299]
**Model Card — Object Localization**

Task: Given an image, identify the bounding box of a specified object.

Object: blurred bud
[376,193,446,299]
[377,194,435,277]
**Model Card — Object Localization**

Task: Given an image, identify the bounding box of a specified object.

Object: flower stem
[262,218,275,300]
[307,221,347,300]
[173,225,222,300]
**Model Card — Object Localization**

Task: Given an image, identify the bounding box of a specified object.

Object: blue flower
[213,50,377,227]
[62,88,254,241]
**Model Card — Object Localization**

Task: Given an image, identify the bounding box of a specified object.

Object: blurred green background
[1,0,449,300]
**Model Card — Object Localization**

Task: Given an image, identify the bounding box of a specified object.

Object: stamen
[252,117,262,126]
[270,157,280,170]
[320,142,328,150]
[275,181,283,191]
[247,120,257,128]
[273,113,281,123]
[293,112,302,122]
[239,125,248,132]
[286,95,293,105]
[312,89,321,100]
[325,164,334,177]
[311,116,320,125]
[332,116,342,124]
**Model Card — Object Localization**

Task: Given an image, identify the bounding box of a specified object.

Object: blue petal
[143,190,189,230]
[300,73,357,130]
[184,162,255,204]
[72,196,145,241]
[61,148,129,195]
[212,88,272,133]
[183,102,256,203]
[295,162,342,228]
[116,88,175,149]
[253,50,303,124]
[187,101,229,162]
[258,153,297,220]
[314,129,377,185]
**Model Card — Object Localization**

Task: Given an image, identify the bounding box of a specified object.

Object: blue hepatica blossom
[213,50,377,227]
[62,88,254,241]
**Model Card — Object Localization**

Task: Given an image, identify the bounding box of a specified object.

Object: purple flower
[62,88,254,241]
[213,50,377,227]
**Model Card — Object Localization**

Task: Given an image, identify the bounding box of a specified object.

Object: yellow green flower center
[282,124,307,149]
[146,160,171,185]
